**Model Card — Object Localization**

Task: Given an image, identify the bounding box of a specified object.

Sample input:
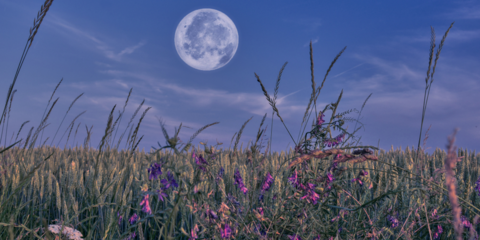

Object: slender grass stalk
[413,22,454,169]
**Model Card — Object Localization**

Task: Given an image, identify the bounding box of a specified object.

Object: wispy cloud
[351,54,422,82]
[445,4,480,19]
[333,63,364,78]
[47,15,146,62]
[69,69,310,121]
[397,28,480,44]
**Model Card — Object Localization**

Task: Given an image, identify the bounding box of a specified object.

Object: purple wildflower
[288,169,300,188]
[140,194,152,214]
[261,172,274,193]
[161,170,178,190]
[234,169,248,195]
[189,224,199,240]
[324,133,345,148]
[387,215,399,228]
[288,234,302,240]
[257,207,264,215]
[327,172,334,183]
[352,170,368,186]
[218,167,225,178]
[129,213,138,225]
[221,223,232,238]
[432,209,438,220]
[126,232,136,240]
[351,178,363,186]
[300,183,320,204]
[317,112,325,126]
[433,225,443,240]
[206,208,218,221]
[156,188,168,202]
[324,172,335,189]
[193,150,209,173]
[117,211,123,225]
[461,215,472,228]
[148,162,162,181]
[329,161,339,172]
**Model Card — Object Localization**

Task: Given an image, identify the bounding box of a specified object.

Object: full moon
[174,8,239,71]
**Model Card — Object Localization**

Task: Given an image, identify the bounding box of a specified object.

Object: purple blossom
[129,213,138,225]
[221,223,232,238]
[161,170,178,190]
[288,234,302,240]
[261,172,274,193]
[300,183,320,204]
[148,162,162,181]
[189,224,199,240]
[192,150,209,173]
[215,167,225,184]
[234,169,248,195]
[387,215,399,228]
[207,208,218,220]
[432,209,439,219]
[317,112,325,125]
[156,188,168,202]
[257,207,264,215]
[461,215,472,228]
[433,225,443,240]
[351,178,363,186]
[324,133,345,148]
[351,170,368,186]
[329,161,339,172]
[325,172,335,186]
[125,231,136,240]
[117,211,123,225]
[288,169,301,188]
[140,194,152,214]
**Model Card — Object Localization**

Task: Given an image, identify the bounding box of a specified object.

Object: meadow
[0,1,479,239]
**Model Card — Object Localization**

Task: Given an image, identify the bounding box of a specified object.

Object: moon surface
[174,8,239,71]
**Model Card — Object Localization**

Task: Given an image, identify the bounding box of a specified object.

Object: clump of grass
[2,1,480,239]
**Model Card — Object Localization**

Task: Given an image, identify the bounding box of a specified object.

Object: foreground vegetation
[0,1,479,239]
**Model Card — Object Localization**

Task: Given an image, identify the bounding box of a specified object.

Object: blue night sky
[0,0,479,156]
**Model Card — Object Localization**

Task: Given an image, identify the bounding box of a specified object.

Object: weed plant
[1,1,479,239]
